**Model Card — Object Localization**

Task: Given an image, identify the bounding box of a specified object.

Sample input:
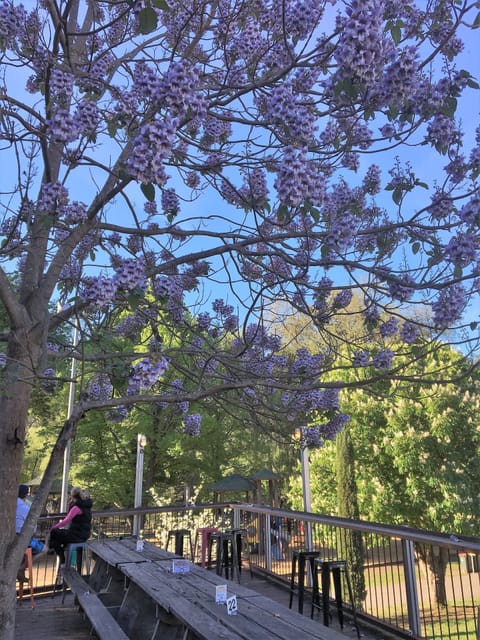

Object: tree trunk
[0,323,73,640]
[417,545,449,607]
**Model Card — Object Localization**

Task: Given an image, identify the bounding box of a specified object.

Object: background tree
[1,2,479,637]
[336,424,366,608]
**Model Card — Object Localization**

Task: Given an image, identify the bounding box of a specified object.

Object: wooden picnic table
[88,538,347,640]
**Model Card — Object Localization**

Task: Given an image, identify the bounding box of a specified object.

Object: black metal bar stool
[207,532,240,581]
[166,529,193,560]
[288,550,319,614]
[224,528,253,578]
[311,558,360,638]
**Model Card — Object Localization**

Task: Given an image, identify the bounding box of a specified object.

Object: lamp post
[295,427,313,551]
[133,433,147,537]
[60,316,79,512]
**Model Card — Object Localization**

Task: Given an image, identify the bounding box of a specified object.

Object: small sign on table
[172,559,190,573]
[215,584,227,604]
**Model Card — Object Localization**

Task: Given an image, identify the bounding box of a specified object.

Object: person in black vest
[48,486,92,567]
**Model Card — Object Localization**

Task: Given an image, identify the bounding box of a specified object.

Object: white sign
[136,539,144,552]
[215,584,227,603]
[226,594,238,616]
[172,559,190,573]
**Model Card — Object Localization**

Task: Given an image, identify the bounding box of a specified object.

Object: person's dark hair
[18,484,29,499]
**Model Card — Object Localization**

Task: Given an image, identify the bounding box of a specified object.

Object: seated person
[16,484,45,582]
[48,486,93,568]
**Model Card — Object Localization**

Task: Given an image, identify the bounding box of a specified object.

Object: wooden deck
[15,572,384,639]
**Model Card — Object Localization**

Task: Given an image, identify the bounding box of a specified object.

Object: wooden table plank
[121,559,345,640]
[88,539,178,566]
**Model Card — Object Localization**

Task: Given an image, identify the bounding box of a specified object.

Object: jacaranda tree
[1,1,479,635]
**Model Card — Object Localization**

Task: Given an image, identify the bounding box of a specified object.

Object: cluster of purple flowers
[183,413,201,436]
[127,356,169,395]
[86,373,113,401]
[81,276,117,309]
[41,368,58,394]
[372,348,394,370]
[379,317,399,338]
[38,182,69,215]
[114,258,146,291]
[274,147,325,207]
[107,406,128,423]
[352,350,370,367]
[431,284,467,329]
[126,116,178,185]
[446,233,477,268]
[400,321,420,344]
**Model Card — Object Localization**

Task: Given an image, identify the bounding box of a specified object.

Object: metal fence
[30,503,480,640]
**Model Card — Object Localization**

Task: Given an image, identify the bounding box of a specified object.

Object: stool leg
[332,567,344,628]
[215,538,223,576]
[175,532,184,556]
[289,555,297,609]
[311,562,319,619]
[298,557,305,614]
[322,564,330,627]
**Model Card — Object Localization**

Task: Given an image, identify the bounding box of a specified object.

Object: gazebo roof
[209,473,255,492]
[250,468,282,481]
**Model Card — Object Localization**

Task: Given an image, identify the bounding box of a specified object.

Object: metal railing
[29,503,480,640]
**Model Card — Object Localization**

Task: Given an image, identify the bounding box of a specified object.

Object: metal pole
[402,539,421,636]
[133,434,146,537]
[300,445,313,551]
[60,318,79,512]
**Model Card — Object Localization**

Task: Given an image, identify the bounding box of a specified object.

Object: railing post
[232,506,241,530]
[265,514,272,572]
[402,539,421,637]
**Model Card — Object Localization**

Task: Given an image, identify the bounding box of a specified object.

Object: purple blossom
[127,357,169,395]
[432,285,467,329]
[372,349,394,370]
[388,275,415,301]
[446,233,477,267]
[81,276,117,308]
[86,373,113,401]
[107,406,128,423]
[41,368,57,394]
[184,413,201,436]
[47,109,80,143]
[352,350,370,367]
[161,188,180,217]
[400,321,420,344]
[114,257,146,291]
[379,317,399,338]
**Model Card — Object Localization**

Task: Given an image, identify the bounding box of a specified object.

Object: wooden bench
[62,568,129,640]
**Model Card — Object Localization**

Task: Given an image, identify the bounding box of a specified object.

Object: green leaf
[453,265,463,279]
[152,0,169,8]
[467,78,480,89]
[412,242,421,255]
[390,25,401,44]
[470,322,478,330]
[138,7,158,34]
[441,97,457,118]
[141,183,155,202]
[392,189,402,205]
[415,181,429,189]
[473,11,480,27]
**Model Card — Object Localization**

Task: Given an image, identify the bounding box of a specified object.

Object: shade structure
[209,473,256,503]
